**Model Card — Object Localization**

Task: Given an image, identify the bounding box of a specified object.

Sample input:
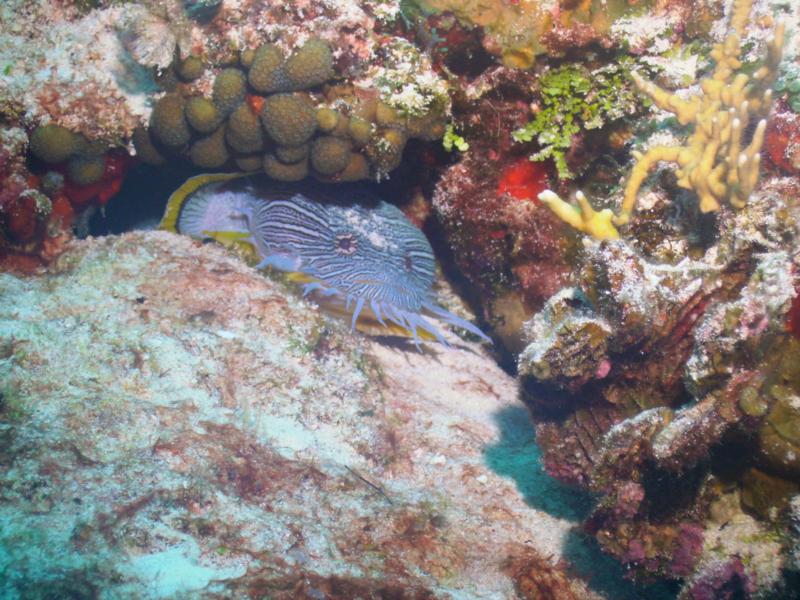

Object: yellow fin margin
[158,172,249,232]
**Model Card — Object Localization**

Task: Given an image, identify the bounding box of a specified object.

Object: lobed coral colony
[135,37,448,183]
[3,0,800,596]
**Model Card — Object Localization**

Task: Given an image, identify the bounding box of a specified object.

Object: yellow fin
[312,292,437,341]
[201,230,253,246]
[285,272,317,284]
[159,172,248,232]
[359,320,438,341]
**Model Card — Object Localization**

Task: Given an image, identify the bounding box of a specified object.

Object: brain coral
[132,127,166,166]
[66,154,106,186]
[263,154,309,182]
[316,107,341,132]
[123,24,451,185]
[275,144,310,164]
[226,104,264,154]
[337,153,370,182]
[234,154,262,172]
[29,125,80,164]
[185,97,222,134]
[284,39,335,91]
[248,44,288,93]
[260,94,317,147]
[310,136,352,176]
[176,55,204,82]
[189,126,229,168]
[212,68,247,117]
[150,94,191,148]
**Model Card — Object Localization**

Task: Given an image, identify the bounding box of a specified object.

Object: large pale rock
[0,231,598,599]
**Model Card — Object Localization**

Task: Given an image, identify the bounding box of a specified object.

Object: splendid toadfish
[160,173,490,345]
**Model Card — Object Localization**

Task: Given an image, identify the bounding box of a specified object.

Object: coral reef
[402,0,658,68]
[541,0,785,237]
[0,231,598,599]
[764,100,800,175]
[4,0,800,596]
[185,96,223,134]
[434,149,575,351]
[520,181,800,594]
[0,0,452,264]
[430,67,573,352]
[28,124,82,165]
[132,32,449,182]
[511,1,800,594]
[427,3,710,351]
[511,60,643,180]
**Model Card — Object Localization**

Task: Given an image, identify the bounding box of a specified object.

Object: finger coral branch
[630,72,698,126]
[617,146,683,225]
[539,190,619,240]
[731,0,753,37]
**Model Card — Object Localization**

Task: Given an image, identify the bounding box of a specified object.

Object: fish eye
[335,233,358,255]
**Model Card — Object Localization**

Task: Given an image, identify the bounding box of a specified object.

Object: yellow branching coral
[538,190,619,240]
[542,0,784,239]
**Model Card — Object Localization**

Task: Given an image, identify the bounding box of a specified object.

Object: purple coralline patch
[685,558,753,600]
[670,524,704,577]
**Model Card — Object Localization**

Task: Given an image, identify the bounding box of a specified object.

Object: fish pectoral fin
[159,171,250,231]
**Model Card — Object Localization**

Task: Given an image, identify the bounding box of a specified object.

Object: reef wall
[3,0,800,597]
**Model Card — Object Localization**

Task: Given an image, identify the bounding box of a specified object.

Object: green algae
[512,59,643,179]
[442,124,469,152]
[774,64,800,113]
